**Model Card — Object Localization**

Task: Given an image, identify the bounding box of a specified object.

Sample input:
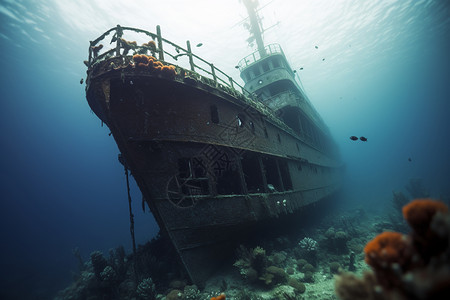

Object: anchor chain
[121,154,137,255]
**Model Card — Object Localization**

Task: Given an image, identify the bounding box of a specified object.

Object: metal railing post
[116,25,121,56]
[88,41,93,66]
[156,25,164,60]
[229,77,234,89]
[210,63,217,83]
[186,40,195,71]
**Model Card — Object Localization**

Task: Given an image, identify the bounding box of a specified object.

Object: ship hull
[86,61,342,285]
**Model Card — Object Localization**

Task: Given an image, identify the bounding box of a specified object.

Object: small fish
[322,58,325,61]
[350,136,358,141]
[408,157,412,162]
[299,67,304,70]
[235,65,240,69]
[315,45,318,49]
[196,43,203,47]
[360,136,367,142]
[80,78,84,84]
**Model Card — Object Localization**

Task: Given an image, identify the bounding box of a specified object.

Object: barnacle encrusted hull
[85,25,343,286]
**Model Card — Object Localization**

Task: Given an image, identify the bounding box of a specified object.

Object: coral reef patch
[335,198,450,300]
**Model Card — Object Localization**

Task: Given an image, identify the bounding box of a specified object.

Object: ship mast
[242,0,266,57]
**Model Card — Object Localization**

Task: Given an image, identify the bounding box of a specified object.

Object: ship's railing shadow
[87,25,252,99]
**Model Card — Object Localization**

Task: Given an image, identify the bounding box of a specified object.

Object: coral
[56,234,183,300]
[364,231,411,267]
[298,237,318,251]
[132,54,177,79]
[136,278,156,300]
[347,238,364,253]
[301,263,315,273]
[118,279,136,298]
[183,285,201,300]
[259,272,274,285]
[302,271,314,283]
[90,251,108,281]
[138,40,157,55]
[108,246,127,280]
[330,262,342,274]
[100,266,117,284]
[145,40,156,49]
[264,266,288,285]
[336,198,450,300]
[210,293,226,300]
[402,198,448,237]
[334,231,350,251]
[287,278,306,294]
[161,65,174,76]
[296,258,308,270]
[322,227,350,253]
[120,38,137,55]
[234,290,263,300]
[297,237,319,262]
[270,251,287,265]
[364,231,412,289]
[272,285,296,300]
[233,245,268,283]
[325,227,335,239]
[403,198,449,261]
[334,271,382,300]
[166,289,183,300]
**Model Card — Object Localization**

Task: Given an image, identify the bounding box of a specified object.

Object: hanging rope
[124,163,137,255]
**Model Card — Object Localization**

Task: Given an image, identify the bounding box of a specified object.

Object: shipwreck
[84,0,343,286]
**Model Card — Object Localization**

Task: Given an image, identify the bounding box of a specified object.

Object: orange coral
[161,65,176,78]
[132,54,176,77]
[364,231,411,268]
[133,54,148,65]
[210,294,225,300]
[143,40,156,50]
[345,198,450,298]
[402,198,448,236]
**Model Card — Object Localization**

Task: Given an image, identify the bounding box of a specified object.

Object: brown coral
[364,231,411,268]
[402,198,448,236]
[335,271,382,300]
[336,198,450,300]
[210,294,225,300]
[131,54,176,78]
[403,199,449,261]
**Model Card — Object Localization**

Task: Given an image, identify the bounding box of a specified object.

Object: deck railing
[237,43,285,71]
[87,25,252,98]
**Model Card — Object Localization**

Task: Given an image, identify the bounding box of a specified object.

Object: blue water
[0,0,449,298]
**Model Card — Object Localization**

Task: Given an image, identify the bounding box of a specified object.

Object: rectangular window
[241,152,265,193]
[262,156,283,192]
[278,160,293,191]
